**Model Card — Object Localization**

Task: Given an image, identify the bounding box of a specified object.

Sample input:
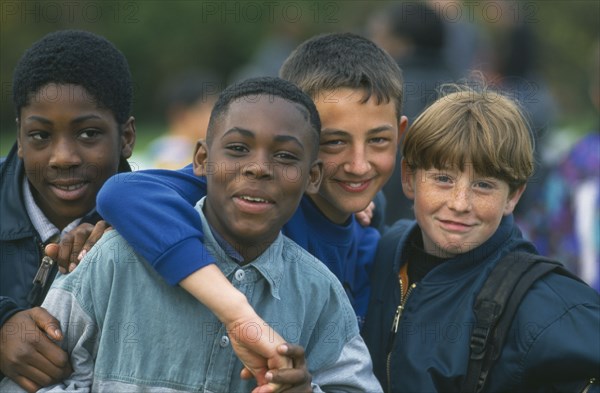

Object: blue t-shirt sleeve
[96,164,214,285]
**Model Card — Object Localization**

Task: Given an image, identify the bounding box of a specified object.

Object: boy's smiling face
[195,94,322,261]
[402,162,525,258]
[17,83,135,230]
[309,88,407,224]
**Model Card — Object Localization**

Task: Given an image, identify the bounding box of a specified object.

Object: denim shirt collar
[195,197,283,299]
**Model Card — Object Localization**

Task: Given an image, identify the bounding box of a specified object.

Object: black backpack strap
[461,251,580,393]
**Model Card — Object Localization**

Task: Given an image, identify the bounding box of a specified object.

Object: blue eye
[435,175,452,183]
[475,181,493,189]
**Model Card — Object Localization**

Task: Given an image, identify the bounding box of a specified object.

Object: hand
[0,308,71,392]
[180,266,292,388]
[249,344,312,393]
[355,201,375,227]
[45,220,111,274]
[227,313,292,388]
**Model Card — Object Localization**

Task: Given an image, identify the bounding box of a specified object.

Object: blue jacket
[0,142,129,327]
[362,216,600,392]
[97,165,381,324]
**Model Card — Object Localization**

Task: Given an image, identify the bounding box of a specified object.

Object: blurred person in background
[426,0,483,79]
[476,0,558,219]
[518,41,600,292]
[143,70,221,170]
[229,22,303,83]
[366,1,455,225]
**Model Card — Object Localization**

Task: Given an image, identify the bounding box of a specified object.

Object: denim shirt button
[220,335,230,347]
[234,269,245,281]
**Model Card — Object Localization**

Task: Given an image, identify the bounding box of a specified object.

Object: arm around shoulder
[96,166,214,284]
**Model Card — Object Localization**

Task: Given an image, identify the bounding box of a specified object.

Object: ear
[16,119,23,158]
[503,184,526,216]
[120,116,136,159]
[304,159,324,195]
[401,158,416,200]
[397,115,408,145]
[192,140,209,177]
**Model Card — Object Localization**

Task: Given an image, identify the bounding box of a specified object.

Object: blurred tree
[1,0,598,156]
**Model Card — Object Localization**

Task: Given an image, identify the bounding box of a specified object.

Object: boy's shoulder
[278,233,353,299]
[62,230,139,281]
[521,264,599,310]
[280,234,338,280]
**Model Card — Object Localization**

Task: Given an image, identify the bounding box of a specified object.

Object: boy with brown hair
[362,84,600,392]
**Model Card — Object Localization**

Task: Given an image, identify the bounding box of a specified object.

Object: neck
[202,205,274,263]
[307,193,351,225]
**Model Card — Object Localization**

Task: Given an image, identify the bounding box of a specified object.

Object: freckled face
[17,83,135,230]
[194,95,321,260]
[402,162,524,257]
[310,88,405,224]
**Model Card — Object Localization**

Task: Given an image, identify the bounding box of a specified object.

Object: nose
[448,183,473,212]
[242,153,273,180]
[342,146,371,176]
[49,137,81,169]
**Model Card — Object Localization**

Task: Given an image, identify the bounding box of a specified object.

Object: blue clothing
[518,131,600,292]
[97,165,380,324]
[0,199,382,392]
[362,216,600,392]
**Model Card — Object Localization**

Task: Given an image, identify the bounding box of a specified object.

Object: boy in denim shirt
[1,77,381,393]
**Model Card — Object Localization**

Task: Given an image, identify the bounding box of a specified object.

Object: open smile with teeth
[53,183,86,191]
[338,180,371,192]
[239,195,273,204]
[345,182,366,188]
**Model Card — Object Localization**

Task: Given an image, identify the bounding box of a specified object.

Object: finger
[70,230,91,267]
[79,221,109,260]
[29,307,62,341]
[56,234,74,272]
[9,375,40,393]
[44,244,65,273]
[240,367,254,380]
[12,353,66,389]
[267,368,307,386]
[34,337,71,373]
[251,381,277,393]
[355,211,370,226]
[44,244,59,260]
[279,344,306,368]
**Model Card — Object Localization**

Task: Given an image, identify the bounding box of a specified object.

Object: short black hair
[280,32,404,119]
[13,30,132,125]
[207,76,321,157]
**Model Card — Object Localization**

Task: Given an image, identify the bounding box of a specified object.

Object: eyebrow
[25,114,104,126]
[223,127,304,149]
[321,125,395,136]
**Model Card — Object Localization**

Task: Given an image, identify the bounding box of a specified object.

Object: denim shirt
[0,198,381,393]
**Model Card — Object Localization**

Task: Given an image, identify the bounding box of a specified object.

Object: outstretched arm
[96,165,213,284]
[180,265,291,386]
